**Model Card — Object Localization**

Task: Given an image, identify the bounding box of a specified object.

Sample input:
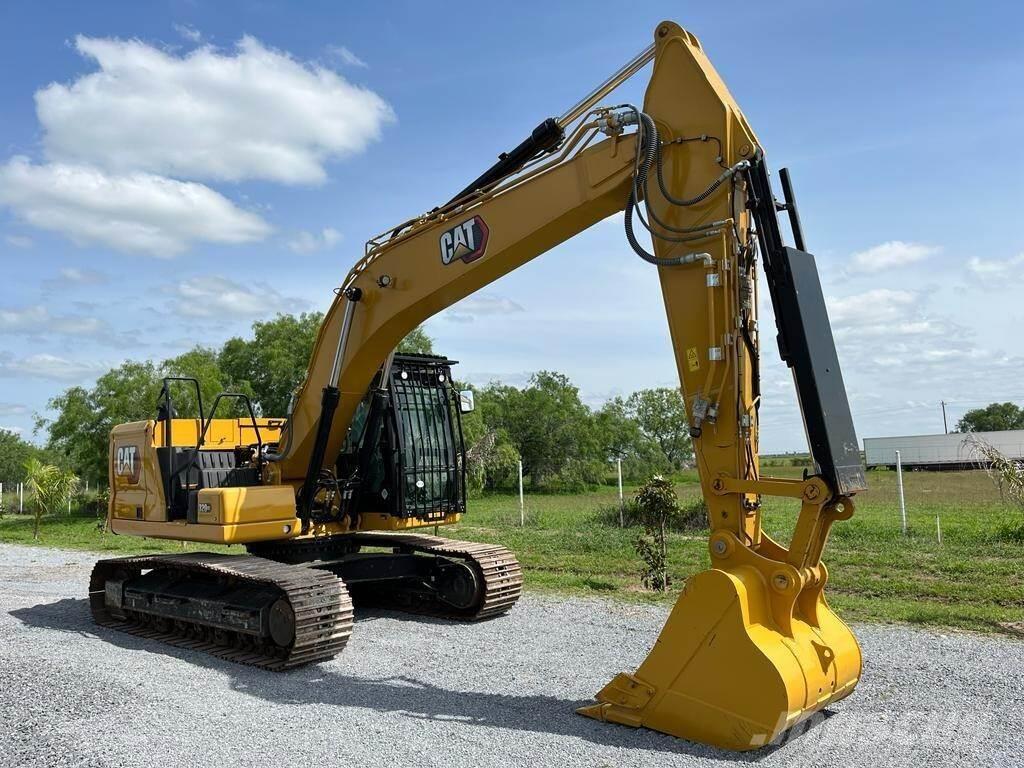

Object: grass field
[2,467,1022,634]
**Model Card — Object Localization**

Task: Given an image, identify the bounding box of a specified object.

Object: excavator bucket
[578,558,862,750]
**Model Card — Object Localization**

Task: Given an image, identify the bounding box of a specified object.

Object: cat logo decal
[440,216,489,265]
[115,445,142,484]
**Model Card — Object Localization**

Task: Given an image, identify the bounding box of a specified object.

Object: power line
[847,396,1024,420]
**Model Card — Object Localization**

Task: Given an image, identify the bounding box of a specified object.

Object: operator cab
[338,353,471,524]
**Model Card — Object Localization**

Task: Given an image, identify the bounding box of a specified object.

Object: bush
[635,534,669,591]
[594,493,707,533]
[594,498,640,527]
[616,443,672,483]
[485,441,522,491]
[676,496,708,532]
[465,429,521,496]
[77,487,110,518]
[995,521,1024,544]
[633,476,679,591]
[538,458,605,494]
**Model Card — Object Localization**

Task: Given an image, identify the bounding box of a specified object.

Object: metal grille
[388,360,465,519]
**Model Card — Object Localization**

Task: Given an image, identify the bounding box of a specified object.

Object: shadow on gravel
[12,597,826,762]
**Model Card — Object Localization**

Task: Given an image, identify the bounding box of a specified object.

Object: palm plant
[23,457,80,540]
[964,434,1024,509]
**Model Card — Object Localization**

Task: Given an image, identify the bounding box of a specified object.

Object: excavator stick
[578,23,866,749]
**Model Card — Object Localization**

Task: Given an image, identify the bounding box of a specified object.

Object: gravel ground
[0,543,1020,768]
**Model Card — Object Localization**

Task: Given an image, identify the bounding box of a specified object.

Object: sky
[0,0,1022,453]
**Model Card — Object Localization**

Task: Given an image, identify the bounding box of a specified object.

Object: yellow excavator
[93,21,866,751]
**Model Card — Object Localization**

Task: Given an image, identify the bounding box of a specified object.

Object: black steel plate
[775,247,867,496]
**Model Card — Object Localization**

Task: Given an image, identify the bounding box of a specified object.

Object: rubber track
[350,532,523,620]
[89,553,353,671]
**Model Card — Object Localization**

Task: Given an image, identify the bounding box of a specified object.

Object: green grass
[2,467,1022,634]
[449,467,1024,633]
[0,513,232,556]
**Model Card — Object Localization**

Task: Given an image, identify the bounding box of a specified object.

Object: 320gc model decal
[439,215,489,265]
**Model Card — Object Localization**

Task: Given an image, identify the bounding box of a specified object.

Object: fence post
[617,458,624,527]
[936,515,942,545]
[19,482,24,513]
[518,460,524,527]
[895,450,907,535]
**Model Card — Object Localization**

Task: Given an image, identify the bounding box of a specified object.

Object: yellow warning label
[686,347,700,372]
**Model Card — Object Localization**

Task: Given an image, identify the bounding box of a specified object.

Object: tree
[956,402,1024,433]
[0,429,41,486]
[43,346,258,485]
[43,361,163,486]
[219,312,324,417]
[463,426,521,494]
[594,398,670,481]
[397,326,434,355]
[625,388,693,468]
[23,457,79,540]
[479,371,598,487]
[165,346,253,417]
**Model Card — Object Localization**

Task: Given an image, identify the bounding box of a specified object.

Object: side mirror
[459,390,475,413]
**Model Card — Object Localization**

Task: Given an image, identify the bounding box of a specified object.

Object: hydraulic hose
[623,109,713,267]
[657,151,748,208]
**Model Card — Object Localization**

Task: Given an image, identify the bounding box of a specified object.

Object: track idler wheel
[433,560,480,611]
[268,598,296,647]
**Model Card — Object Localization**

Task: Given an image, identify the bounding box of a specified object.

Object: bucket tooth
[578,565,861,751]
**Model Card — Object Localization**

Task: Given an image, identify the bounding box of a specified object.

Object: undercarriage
[89,532,522,671]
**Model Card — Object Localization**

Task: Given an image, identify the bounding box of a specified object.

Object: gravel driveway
[0,543,1019,767]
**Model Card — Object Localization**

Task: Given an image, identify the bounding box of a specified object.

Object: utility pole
[941,400,948,434]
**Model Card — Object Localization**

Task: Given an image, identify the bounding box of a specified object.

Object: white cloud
[329,45,368,68]
[0,157,271,257]
[4,234,33,248]
[51,266,108,286]
[169,275,306,318]
[847,241,938,273]
[0,305,90,334]
[0,403,29,418]
[0,353,106,382]
[442,293,525,323]
[287,227,342,253]
[458,370,532,389]
[36,35,394,184]
[172,23,202,43]
[0,425,24,435]
[0,304,132,346]
[966,253,1024,285]
[826,288,918,326]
